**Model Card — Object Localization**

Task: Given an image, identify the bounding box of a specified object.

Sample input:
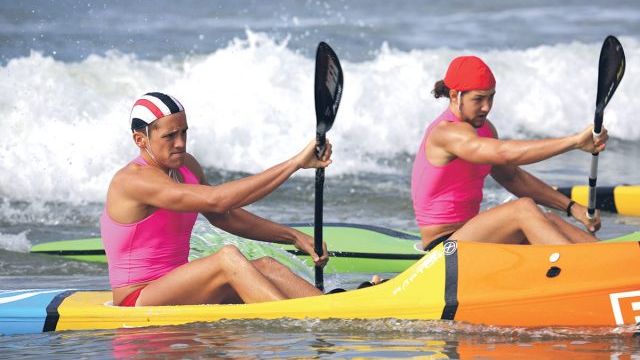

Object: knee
[217,244,242,256]
[544,210,563,223]
[214,245,248,265]
[512,197,540,215]
[252,256,283,271]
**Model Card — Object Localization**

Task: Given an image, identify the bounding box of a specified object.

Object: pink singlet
[100,157,199,288]
[411,108,493,227]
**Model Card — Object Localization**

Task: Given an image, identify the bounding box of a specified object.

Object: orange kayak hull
[454,241,640,327]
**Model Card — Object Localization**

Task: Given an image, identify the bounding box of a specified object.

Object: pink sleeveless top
[100,157,199,288]
[411,108,493,226]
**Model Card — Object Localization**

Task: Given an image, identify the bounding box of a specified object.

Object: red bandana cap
[443,56,496,92]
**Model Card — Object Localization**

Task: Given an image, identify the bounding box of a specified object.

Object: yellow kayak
[3,236,640,335]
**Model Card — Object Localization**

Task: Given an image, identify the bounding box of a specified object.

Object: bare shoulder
[431,120,477,145]
[105,161,168,222]
[104,161,152,214]
[183,153,208,185]
[108,161,153,193]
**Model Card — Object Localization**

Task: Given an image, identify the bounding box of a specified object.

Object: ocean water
[1,0,640,358]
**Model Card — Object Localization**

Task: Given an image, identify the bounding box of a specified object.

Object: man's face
[148,112,188,169]
[459,89,495,128]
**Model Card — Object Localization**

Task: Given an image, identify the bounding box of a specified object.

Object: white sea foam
[0,231,31,253]
[1,31,639,202]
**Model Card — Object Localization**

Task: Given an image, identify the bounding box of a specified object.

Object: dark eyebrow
[161,126,188,137]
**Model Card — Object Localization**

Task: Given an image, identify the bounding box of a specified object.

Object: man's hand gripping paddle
[313,42,343,291]
[587,36,625,222]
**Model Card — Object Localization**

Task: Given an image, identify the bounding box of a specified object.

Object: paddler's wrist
[286,157,303,172]
[569,132,581,151]
[289,229,313,250]
[565,200,576,217]
[279,227,300,246]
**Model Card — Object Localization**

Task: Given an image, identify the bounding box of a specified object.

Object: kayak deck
[5,240,640,335]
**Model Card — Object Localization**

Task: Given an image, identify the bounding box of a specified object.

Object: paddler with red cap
[411,56,608,250]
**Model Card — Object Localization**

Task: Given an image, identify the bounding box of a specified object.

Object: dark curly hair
[431,80,450,99]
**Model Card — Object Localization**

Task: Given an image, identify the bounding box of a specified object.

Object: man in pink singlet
[101,92,330,306]
[411,56,608,250]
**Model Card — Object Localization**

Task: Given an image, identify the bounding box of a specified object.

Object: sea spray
[1,32,639,204]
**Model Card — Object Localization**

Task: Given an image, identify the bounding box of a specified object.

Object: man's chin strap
[144,126,180,183]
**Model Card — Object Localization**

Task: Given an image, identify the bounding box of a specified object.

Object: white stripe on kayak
[0,290,66,304]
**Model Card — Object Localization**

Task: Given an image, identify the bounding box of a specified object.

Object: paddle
[587,35,625,220]
[313,42,343,291]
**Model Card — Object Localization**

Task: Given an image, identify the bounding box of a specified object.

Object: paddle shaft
[314,135,326,290]
[587,38,610,220]
[587,112,603,219]
[587,35,625,219]
[312,41,343,291]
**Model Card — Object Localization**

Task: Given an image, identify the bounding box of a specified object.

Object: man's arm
[190,153,328,266]
[204,208,297,244]
[491,164,569,210]
[437,122,606,166]
[203,208,328,266]
[491,164,600,232]
[121,140,331,214]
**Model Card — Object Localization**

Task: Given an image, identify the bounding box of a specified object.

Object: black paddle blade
[594,35,625,132]
[313,41,343,291]
[314,42,343,138]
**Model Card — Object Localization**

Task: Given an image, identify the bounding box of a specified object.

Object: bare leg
[544,211,597,243]
[136,245,288,306]
[451,198,572,245]
[251,257,322,298]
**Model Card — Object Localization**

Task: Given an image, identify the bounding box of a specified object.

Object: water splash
[2,32,640,204]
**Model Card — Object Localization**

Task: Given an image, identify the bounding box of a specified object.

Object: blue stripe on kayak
[0,289,71,335]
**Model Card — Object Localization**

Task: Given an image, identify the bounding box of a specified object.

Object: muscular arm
[193,153,331,266]
[438,121,581,166]
[203,206,327,265]
[480,121,571,209]
[197,163,328,264]
[204,208,299,244]
[491,163,600,232]
[432,117,607,167]
[122,157,299,214]
[120,140,329,215]
[491,164,571,211]
[477,122,603,232]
